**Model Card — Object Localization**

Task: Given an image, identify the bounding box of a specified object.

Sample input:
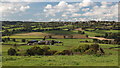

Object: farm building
[27,40,38,45]
[27,40,63,45]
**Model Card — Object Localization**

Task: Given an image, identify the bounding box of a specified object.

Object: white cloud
[44,1,118,21]
[71,13,82,17]
[82,8,90,11]
[44,1,94,17]
[0,3,30,17]
[45,4,52,9]
[82,2,118,21]
[79,0,92,7]
[20,6,30,11]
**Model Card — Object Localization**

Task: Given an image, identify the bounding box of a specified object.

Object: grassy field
[2,38,119,66]
[2,55,118,66]
[84,30,119,37]
[2,29,120,66]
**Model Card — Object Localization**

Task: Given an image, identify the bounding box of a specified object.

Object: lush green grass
[2,55,118,66]
[2,22,120,66]
[2,39,119,66]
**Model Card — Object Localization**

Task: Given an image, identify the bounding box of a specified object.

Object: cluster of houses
[27,40,63,46]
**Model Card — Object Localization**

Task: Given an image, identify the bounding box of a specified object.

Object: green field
[2,21,120,66]
[2,55,118,66]
[84,30,119,37]
[2,38,119,66]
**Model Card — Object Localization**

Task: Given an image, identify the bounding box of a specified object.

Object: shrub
[42,46,50,52]
[99,48,105,54]
[54,51,64,55]
[84,48,96,55]
[62,50,73,55]
[26,46,43,56]
[44,50,57,55]
[22,39,26,42]
[84,44,105,55]
[76,44,90,53]
[90,44,99,52]
[7,37,10,41]
[8,48,17,56]
[12,39,16,42]
[54,50,73,55]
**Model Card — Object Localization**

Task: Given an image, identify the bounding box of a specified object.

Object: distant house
[27,40,38,45]
[38,40,63,45]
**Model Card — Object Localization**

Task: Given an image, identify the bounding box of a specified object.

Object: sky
[0,0,119,22]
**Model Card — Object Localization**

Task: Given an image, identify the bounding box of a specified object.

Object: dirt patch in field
[72,34,87,39]
[74,28,83,31]
[14,32,52,36]
[89,37,114,41]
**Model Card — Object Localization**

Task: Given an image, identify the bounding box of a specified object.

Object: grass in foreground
[2,55,118,66]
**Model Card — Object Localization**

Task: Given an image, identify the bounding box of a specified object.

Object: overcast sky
[0,0,119,22]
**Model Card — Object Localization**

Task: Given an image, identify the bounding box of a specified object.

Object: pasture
[2,21,120,66]
[2,38,119,66]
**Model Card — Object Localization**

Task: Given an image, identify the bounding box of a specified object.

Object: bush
[8,48,17,56]
[84,48,96,55]
[42,46,50,52]
[90,44,99,52]
[22,39,26,42]
[26,46,44,56]
[7,37,10,41]
[62,50,73,55]
[76,44,90,53]
[54,51,64,55]
[84,44,104,55]
[73,44,105,55]
[12,39,16,42]
[44,50,57,55]
[54,50,73,55]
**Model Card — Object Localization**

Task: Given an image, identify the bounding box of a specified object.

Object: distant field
[83,30,119,37]
[2,31,87,39]
[43,30,78,35]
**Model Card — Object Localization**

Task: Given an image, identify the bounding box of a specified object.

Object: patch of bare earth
[74,28,83,31]
[72,34,87,39]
